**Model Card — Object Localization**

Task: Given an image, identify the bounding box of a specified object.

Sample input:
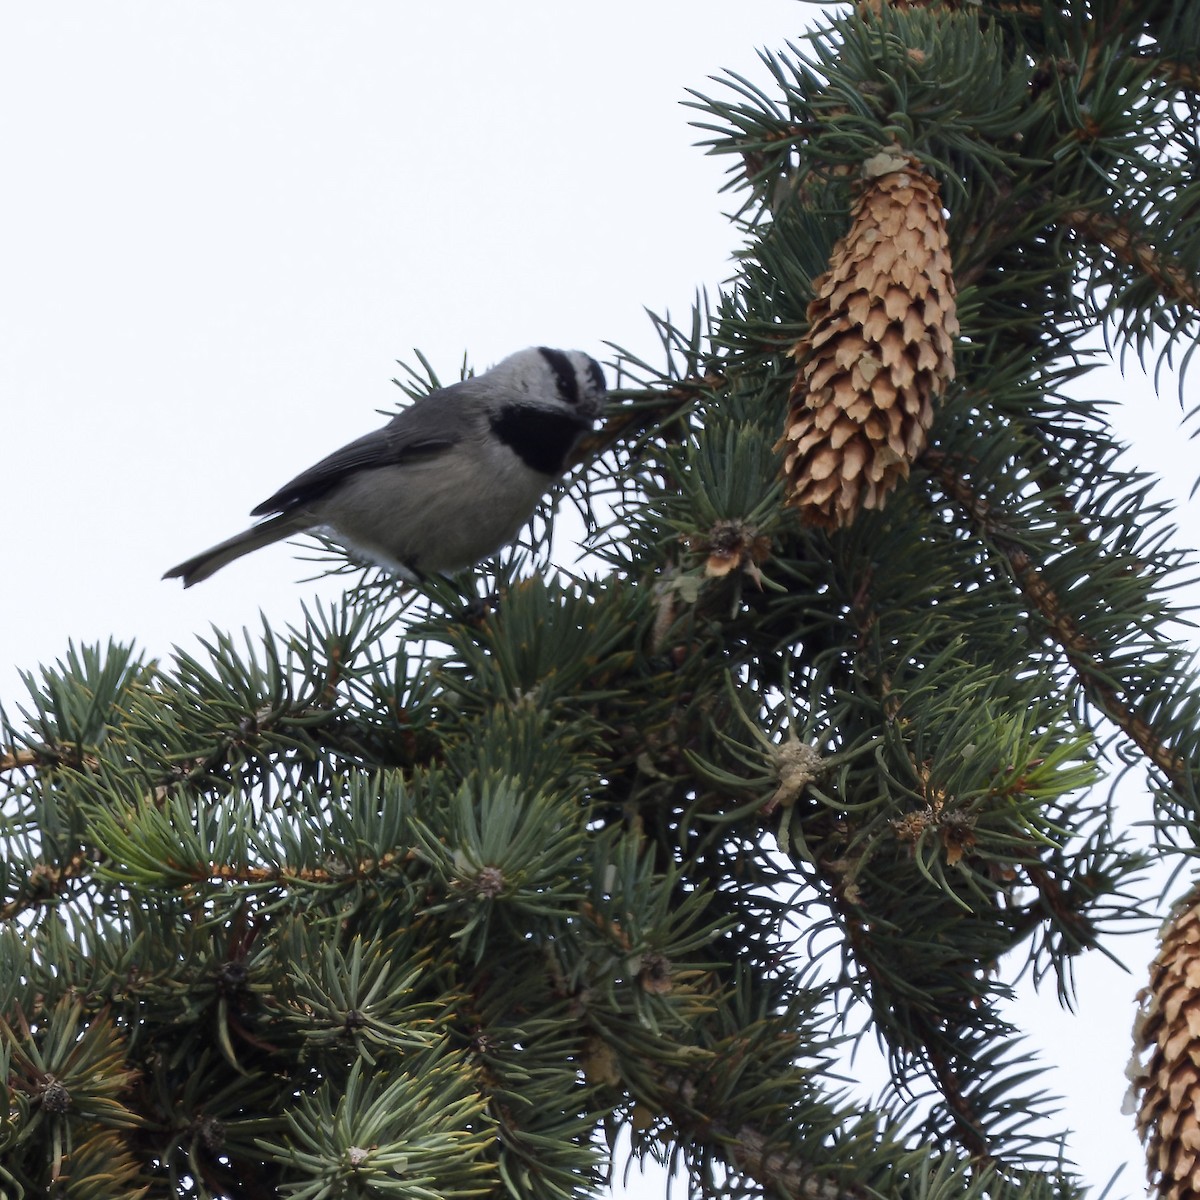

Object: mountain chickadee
[164,346,606,587]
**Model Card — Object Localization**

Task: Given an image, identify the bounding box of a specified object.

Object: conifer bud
[777,152,958,529]
[39,1077,71,1114]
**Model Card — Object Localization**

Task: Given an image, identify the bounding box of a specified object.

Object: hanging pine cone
[1132,889,1200,1200]
[777,150,958,529]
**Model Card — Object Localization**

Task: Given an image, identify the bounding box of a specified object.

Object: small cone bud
[777,153,958,529]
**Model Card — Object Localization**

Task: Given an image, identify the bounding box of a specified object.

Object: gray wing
[250,382,481,516]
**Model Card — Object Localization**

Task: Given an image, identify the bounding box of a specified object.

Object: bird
[163,346,606,587]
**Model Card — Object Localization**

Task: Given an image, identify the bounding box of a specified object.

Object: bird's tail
[162,513,306,588]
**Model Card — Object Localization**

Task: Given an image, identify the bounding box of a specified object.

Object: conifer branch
[0,746,98,775]
[927,1048,992,1164]
[664,1073,871,1200]
[923,450,1190,790]
[0,748,38,774]
[818,852,1004,1164]
[1064,208,1200,314]
[1133,56,1200,93]
[0,849,427,925]
[0,853,90,923]
[1015,860,1095,947]
[202,849,419,888]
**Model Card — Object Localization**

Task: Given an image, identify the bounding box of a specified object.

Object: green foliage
[263,1056,494,1200]
[5,3,1200,1198]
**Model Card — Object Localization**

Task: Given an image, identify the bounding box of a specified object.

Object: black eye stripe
[537,347,581,406]
[585,357,605,396]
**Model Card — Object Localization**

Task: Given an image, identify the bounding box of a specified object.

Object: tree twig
[662,1073,872,1200]
[923,449,1191,791]
[0,749,39,774]
[0,853,90,923]
[1065,207,1200,314]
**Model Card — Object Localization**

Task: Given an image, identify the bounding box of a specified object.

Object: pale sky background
[2,4,1197,1195]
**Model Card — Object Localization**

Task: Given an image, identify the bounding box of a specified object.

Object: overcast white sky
[2,5,1197,1195]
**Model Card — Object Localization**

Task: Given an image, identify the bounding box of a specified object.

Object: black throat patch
[491,404,590,476]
